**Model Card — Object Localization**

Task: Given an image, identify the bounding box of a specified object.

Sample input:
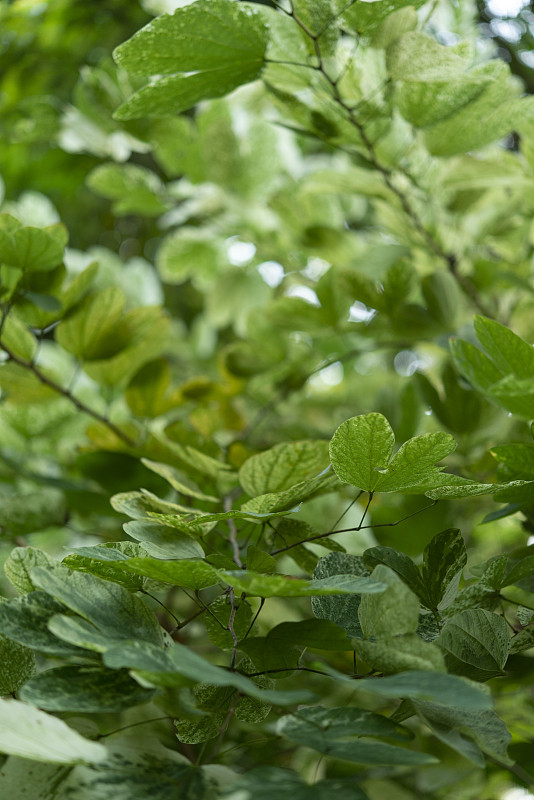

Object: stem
[243,597,265,640]
[206,694,239,762]
[227,588,239,670]
[271,500,438,555]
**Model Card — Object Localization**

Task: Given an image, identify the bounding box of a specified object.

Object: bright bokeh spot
[258,260,284,287]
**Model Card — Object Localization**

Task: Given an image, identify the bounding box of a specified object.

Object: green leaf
[436,609,510,681]
[239,440,330,496]
[329,413,395,492]
[220,569,386,598]
[355,671,493,710]
[62,542,148,591]
[240,471,339,515]
[424,68,534,156]
[374,432,456,493]
[474,315,534,379]
[226,767,370,800]
[358,565,420,639]
[264,619,352,652]
[276,705,435,766]
[156,227,224,287]
[140,458,219,502]
[330,414,455,493]
[4,547,57,595]
[87,164,170,216]
[0,631,36,696]
[413,702,512,766]
[387,32,471,82]
[19,666,155,712]
[0,223,65,272]
[491,444,534,477]
[422,528,467,610]
[338,0,428,35]
[353,633,445,674]
[103,640,314,705]
[0,591,96,659]
[312,553,371,638]
[246,545,276,574]
[0,314,37,361]
[30,566,165,648]
[363,546,426,605]
[107,557,221,590]
[113,0,268,119]
[510,627,534,654]
[55,287,125,360]
[111,490,196,520]
[122,519,205,559]
[0,700,107,763]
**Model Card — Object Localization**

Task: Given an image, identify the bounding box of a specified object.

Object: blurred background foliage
[1,0,534,796]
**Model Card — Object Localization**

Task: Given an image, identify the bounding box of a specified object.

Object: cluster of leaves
[1,1,534,799]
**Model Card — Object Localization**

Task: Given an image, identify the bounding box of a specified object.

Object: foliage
[0,1,534,798]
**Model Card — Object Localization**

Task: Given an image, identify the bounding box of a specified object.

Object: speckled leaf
[30,566,164,648]
[0,631,35,695]
[4,547,57,595]
[19,666,155,712]
[312,553,371,638]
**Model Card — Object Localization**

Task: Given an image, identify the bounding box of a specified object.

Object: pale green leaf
[387,32,470,82]
[359,565,420,639]
[108,557,221,590]
[0,591,97,660]
[141,458,219,502]
[0,700,107,763]
[239,440,330,496]
[354,633,445,674]
[87,164,170,216]
[55,287,125,360]
[0,315,37,361]
[220,569,385,598]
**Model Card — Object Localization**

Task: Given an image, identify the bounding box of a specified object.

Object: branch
[0,338,137,447]
[276,5,495,320]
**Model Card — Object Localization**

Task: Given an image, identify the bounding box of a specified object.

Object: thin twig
[271,499,438,555]
[243,597,265,640]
